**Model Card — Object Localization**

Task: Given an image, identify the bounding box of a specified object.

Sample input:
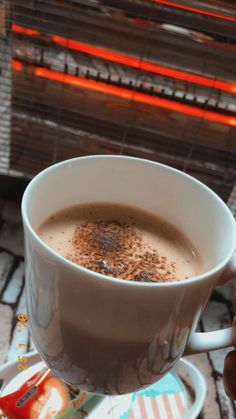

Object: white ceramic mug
[22,155,236,395]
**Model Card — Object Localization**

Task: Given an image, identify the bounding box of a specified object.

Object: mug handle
[185,254,236,355]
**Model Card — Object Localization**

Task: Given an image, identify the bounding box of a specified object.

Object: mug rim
[21,155,236,288]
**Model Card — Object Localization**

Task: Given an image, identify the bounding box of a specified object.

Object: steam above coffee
[38,202,202,282]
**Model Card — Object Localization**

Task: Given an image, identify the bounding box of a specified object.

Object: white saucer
[0,352,206,419]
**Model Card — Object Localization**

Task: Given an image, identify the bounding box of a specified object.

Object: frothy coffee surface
[38,203,202,282]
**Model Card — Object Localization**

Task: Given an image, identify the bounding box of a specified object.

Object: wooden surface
[0,199,236,418]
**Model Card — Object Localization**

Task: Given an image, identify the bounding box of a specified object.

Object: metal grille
[0,0,236,200]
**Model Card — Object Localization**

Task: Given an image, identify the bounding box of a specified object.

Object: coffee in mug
[37,202,202,283]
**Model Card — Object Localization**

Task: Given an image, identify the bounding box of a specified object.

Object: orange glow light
[11,60,235,127]
[52,35,236,94]
[12,59,23,71]
[12,24,40,36]
[11,24,236,94]
[152,1,236,22]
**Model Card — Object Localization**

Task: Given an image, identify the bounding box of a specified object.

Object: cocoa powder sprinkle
[70,220,176,282]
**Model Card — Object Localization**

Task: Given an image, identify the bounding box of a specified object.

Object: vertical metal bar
[0,0,11,175]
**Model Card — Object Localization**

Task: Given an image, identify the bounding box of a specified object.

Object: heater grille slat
[0,0,236,201]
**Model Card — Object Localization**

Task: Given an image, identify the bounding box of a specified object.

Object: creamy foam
[37,202,202,282]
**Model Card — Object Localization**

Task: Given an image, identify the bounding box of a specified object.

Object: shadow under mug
[22,156,236,395]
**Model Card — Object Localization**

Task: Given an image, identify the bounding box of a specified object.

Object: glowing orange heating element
[12,24,40,36]
[52,35,236,94]
[11,60,236,127]
[12,60,23,71]
[152,1,236,22]
[12,24,236,95]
